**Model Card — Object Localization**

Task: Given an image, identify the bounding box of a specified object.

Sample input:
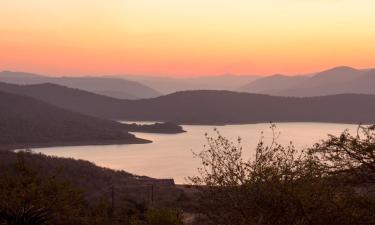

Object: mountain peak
[311,66,362,81]
[317,66,359,75]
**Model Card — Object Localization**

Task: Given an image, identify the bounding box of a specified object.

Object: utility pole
[111,185,115,212]
[150,184,154,204]
[110,184,115,221]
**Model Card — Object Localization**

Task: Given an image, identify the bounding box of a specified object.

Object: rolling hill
[114,91,375,124]
[1,82,374,125]
[0,71,161,99]
[0,91,148,148]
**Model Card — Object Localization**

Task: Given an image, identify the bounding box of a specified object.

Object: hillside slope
[0,91,147,148]
[1,82,374,125]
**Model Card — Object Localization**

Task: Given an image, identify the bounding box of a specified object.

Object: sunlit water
[34,123,358,184]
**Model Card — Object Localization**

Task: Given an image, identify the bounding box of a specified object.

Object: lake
[34,123,358,184]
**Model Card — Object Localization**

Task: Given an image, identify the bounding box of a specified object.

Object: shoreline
[118,119,375,125]
[0,137,152,152]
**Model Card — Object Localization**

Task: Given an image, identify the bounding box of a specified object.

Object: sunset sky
[1,0,375,76]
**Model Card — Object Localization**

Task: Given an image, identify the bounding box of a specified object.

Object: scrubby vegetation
[189,124,375,225]
[0,151,184,225]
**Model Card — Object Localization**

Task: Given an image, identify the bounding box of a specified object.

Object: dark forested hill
[0,150,181,203]
[1,82,375,125]
[117,91,375,124]
[0,91,147,148]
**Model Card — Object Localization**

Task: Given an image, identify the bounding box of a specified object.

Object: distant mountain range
[118,74,260,94]
[1,82,374,125]
[0,71,161,99]
[239,66,375,96]
[2,66,374,97]
[0,90,148,148]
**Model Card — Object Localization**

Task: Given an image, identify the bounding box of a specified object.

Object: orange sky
[1,0,375,76]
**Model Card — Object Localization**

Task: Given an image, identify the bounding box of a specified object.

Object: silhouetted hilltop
[0,91,148,148]
[1,82,374,125]
[308,66,362,83]
[0,71,161,99]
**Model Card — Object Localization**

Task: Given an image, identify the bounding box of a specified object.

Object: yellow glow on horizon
[1,0,375,76]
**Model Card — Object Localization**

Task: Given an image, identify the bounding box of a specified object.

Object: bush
[311,125,375,183]
[189,125,375,225]
[129,208,183,225]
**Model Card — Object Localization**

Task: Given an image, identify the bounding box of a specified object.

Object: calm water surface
[35,123,358,184]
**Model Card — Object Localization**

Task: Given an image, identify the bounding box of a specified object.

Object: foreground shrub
[190,125,375,225]
[312,125,375,183]
[130,207,183,225]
